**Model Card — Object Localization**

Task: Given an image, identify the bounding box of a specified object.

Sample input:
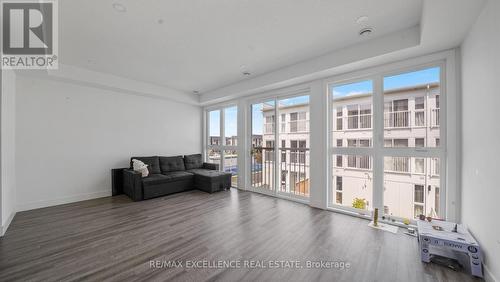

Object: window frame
[204,104,239,187]
[327,61,447,223]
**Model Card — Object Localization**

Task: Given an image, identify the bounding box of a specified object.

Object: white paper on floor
[368,221,399,234]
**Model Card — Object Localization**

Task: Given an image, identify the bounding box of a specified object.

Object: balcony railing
[347,114,372,130]
[280,148,309,196]
[251,147,275,190]
[431,108,440,127]
[384,111,410,128]
[385,157,410,173]
[280,120,309,133]
[250,147,310,197]
[334,108,439,131]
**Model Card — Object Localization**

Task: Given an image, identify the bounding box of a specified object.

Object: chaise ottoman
[188,169,232,193]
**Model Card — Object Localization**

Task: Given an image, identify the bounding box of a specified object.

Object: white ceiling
[59,0,422,94]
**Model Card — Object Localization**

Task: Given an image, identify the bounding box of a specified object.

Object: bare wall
[15,75,202,211]
[461,0,500,280]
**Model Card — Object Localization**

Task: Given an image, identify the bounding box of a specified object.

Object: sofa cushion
[141,174,171,186]
[159,156,186,173]
[187,169,228,177]
[162,171,194,182]
[184,154,203,170]
[130,156,161,174]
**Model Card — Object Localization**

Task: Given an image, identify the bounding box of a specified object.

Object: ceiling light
[356,16,369,24]
[112,3,127,12]
[157,19,164,24]
[359,27,373,37]
[242,71,251,76]
[193,90,200,94]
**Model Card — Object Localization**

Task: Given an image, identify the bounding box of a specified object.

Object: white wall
[15,75,202,211]
[1,69,17,236]
[461,0,500,281]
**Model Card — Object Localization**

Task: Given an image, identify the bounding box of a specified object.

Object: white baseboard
[485,264,498,282]
[17,190,112,212]
[0,211,17,237]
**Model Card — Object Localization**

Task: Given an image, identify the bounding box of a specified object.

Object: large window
[329,66,444,221]
[331,80,373,214]
[206,106,238,187]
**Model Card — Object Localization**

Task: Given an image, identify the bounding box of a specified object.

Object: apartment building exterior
[332,83,440,219]
[252,83,440,220]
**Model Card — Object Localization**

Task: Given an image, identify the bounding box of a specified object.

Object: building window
[415,138,425,147]
[336,155,343,167]
[265,141,275,161]
[336,139,343,147]
[414,97,425,126]
[336,192,342,205]
[414,185,424,203]
[280,114,286,133]
[435,187,440,217]
[281,140,286,162]
[336,107,343,130]
[335,177,343,204]
[415,158,425,174]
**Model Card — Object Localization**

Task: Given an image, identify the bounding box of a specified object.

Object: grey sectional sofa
[123,154,231,201]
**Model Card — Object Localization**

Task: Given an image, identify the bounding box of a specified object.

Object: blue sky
[209,106,238,137]
[210,67,440,136]
[332,67,440,98]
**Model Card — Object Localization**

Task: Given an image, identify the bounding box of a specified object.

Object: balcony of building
[279,120,310,133]
[334,109,440,131]
[251,147,310,197]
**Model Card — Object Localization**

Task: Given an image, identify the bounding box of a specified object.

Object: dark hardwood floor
[0,189,479,282]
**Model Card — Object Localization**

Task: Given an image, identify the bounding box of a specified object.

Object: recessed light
[359,27,373,37]
[356,16,369,24]
[112,3,127,12]
[157,19,164,24]
[193,90,200,94]
[242,71,251,76]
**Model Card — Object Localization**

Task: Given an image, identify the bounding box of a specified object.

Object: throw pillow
[132,159,149,177]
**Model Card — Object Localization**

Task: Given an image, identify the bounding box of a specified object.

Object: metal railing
[251,147,274,190]
[250,147,310,197]
[384,111,410,128]
[280,148,309,196]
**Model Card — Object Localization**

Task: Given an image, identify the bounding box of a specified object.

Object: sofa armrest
[203,162,219,170]
[123,169,143,201]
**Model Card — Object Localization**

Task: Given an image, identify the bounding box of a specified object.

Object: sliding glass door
[250,95,310,200]
[277,96,310,198]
